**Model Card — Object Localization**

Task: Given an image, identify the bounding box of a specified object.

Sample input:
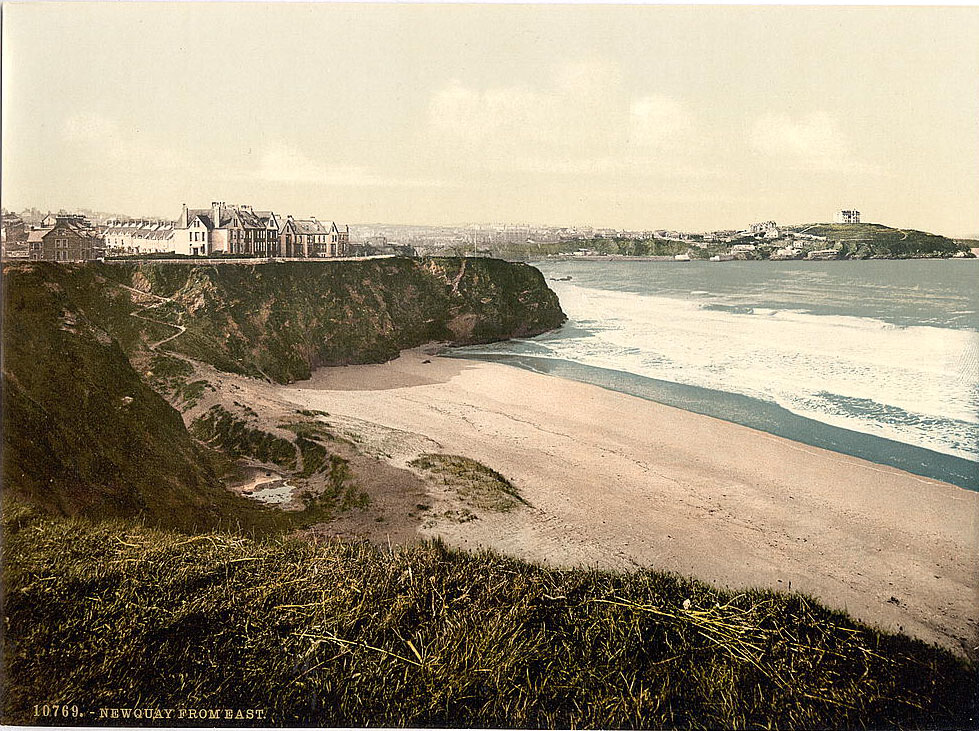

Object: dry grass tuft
[2,501,975,728]
[409,453,528,512]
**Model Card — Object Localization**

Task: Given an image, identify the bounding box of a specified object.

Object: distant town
[2,203,975,263]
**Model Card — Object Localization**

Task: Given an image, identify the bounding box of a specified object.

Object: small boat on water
[550,276,573,281]
[710,254,735,262]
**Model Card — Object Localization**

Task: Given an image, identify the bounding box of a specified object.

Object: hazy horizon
[3,3,978,237]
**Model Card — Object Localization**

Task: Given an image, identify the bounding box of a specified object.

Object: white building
[103,220,175,254]
[835,209,861,224]
[771,246,802,260]
[174,202,280,256]
[750,221,778,235]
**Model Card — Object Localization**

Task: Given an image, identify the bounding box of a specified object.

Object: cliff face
[1,258,565,528]
[127,257,565,383]
[1,264,230,530]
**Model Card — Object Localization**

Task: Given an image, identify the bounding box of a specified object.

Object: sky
[3,3,978,236]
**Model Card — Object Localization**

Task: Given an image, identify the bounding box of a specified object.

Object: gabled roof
[188,212,215,229]
[291,218,329,235]
[180,204,282,231]
[36,218,99,241]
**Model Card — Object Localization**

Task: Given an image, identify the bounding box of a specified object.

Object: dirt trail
[117,282,189,353]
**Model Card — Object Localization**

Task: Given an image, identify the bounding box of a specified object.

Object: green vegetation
[190,406,298,470]
[279,419,343,444]
[3,504,974,729]
[145,352,194,393]
[130,257,566,383]
[297,453,365,512]
[478,223,970,261]
[187,407,364,516]
[176,379,213,411]
[296,408,330,418]
[409,453,528,512]
[788,223,967,259]
[1,258,563,532]
[481,237,694,261]
[0,263,244,532]
[295,436,330,477]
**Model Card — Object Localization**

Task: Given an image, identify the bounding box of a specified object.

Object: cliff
[127,257,564,382]
[1,258,565,528]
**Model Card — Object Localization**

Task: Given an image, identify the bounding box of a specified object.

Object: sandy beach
[260,349,978,656]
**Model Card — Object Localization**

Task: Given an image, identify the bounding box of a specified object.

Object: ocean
[448,259,979,491]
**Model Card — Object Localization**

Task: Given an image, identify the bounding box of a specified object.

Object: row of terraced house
[14,202,350,262]
[108,202,349,257]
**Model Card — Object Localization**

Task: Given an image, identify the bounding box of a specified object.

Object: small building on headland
[750,221,778,235]
[835,209,861,224]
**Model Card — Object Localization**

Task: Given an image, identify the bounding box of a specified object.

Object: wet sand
[279,349,979,657]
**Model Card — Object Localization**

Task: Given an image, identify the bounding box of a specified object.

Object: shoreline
[444,351,979,491]
[275,349,979,657]
[530,254,978,262]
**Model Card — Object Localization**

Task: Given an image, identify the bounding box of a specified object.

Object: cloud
[427,58,621,151]
[62,113,189,172]
[251,142,447,189]
[428,81,549,145]
[749,112,877,174]
[427,59,698,177]
[628,94,690,148]
[61,115,447,193]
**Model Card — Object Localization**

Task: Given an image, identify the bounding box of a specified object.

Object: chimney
[212,201,221,228]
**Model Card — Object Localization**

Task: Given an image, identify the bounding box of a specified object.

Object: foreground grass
[2,504,975,729]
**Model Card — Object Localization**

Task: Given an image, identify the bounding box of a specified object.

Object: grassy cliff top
[787,223,964,258]
[3,503,974,729]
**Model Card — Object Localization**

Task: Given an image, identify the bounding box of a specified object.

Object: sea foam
[525,279,978,462]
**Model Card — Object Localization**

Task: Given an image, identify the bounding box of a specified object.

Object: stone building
[835,209,861,224]
[749,221,778,235]
[174,202,280,256]
[27,215,102,262]
[2,212,27,247]
[279,216,349,258]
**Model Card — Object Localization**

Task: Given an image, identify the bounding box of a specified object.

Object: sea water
[449,259,979,490]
